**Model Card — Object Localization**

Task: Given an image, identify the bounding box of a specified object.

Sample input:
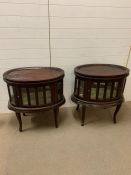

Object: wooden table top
[75,64,129,78]
[3,67,64,83]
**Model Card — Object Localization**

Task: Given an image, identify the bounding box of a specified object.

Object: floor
[0,102,131,175]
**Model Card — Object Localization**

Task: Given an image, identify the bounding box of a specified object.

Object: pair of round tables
[3,64,129,132]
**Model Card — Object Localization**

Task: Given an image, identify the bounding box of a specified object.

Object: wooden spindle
[7,85,11,102]
[26,88,31,106]
[17,86,22,106]
[13,86,18,105]
[110,82,115,99]
[116,80,123,98]
[35,87,39,106]
[103,82,108,100]
[43,86,46,104]
[74,78,77,94]
[77,79,80,97]
[96,82,100,100]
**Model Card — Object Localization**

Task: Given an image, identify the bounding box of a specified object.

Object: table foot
[16,113,22,132]
[81,105,86,126]
[113,104,122,124]
[54,108,59,128]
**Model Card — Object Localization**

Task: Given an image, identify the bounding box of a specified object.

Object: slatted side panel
[89,80,123,101]
[74,78,125,101]
[7,82,63,108]
[20,86,53,107]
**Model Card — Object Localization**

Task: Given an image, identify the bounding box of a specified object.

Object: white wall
[0,0,131,112]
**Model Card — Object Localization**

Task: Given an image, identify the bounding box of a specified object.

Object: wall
[0,0,131,112]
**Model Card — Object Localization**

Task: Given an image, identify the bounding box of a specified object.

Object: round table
[3,67,65,131]
[71,64,129,126]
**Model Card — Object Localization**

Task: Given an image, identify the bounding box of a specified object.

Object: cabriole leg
[113,103,122,124]
[81,105,86,126]
[54,108,59,128]
[16,112,22,132]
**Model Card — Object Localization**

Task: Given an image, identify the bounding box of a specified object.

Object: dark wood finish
[3,67,65,132]
[43,86,46,104]
[103,82,108,100]
[16,113,22,132]
[81,105,86,126]
[26,87,31,106]
[96,82,100,100]
[110,82,115,99]
[71,64,129,125]
[113,103,122,124]
[75,64,129,78]
[35,87,39,106]
[54,108,59,128]
[3,67,64,83]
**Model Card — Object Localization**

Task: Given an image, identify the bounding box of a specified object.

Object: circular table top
[3,67,64,83]
[75,64,129,78]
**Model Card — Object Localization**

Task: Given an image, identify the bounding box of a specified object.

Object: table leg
[81,105,86,126]
[54,108,59,128]
[113,103,122,124]
[16,113,22,132]
[76,104,80,111]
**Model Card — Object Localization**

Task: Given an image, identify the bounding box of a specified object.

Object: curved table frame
[71,64,129,126]
[3,67,65,132]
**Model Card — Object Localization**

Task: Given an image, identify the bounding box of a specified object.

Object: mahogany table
[71,64,129,126]
[3,67,65,131]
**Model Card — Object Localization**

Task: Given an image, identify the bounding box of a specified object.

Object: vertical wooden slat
[74,78,77,94]
[77,79,80,97]
[122,78,126,93]
[87,80,91,100]
[61,80,63,98]
[57,81,63,101]
[116,79,123,98]
[103,82,107,100]
[35,87,39,106]
[21,88,24,106]
[84,80,87,100]
[26,88,31,106]
[51,83,56,103]
[17,86,22,106]
[13,86,18,105]
[110,82,115,99]
[19,88,23,106]
[54,83,57,103]
[119,79,125,96]
[43,86,46,104]
[113,82,118,98]
[96,82,100,100]
[7,85,11,101]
